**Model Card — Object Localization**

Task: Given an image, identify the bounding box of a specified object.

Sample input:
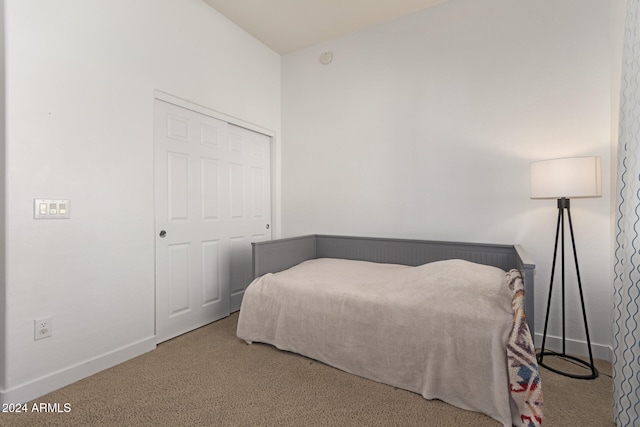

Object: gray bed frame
[251,234,535,334]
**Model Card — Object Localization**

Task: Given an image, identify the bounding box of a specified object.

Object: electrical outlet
[34,317,52,340]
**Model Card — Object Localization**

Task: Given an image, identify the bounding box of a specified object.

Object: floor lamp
[530,156,601,380]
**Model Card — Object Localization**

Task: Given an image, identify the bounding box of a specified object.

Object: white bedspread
[237,258,517,426]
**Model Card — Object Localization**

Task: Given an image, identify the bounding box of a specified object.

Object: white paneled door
[154,99,271,343]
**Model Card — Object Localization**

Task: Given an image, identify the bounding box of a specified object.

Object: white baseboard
[534,333,613,362]
[0,336,156,405]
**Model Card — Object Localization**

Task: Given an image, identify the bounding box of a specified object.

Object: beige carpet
[1,312,613,426]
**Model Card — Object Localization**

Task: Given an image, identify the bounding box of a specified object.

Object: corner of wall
[0,0,7,395]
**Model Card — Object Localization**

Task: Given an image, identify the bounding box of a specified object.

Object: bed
[236,235,542,427]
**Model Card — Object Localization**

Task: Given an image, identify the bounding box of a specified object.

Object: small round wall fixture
[319,51,333,65]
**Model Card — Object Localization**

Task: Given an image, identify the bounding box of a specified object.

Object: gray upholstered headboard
[252,234,535,334]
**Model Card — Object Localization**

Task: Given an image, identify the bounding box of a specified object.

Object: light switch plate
[34,199,71,219]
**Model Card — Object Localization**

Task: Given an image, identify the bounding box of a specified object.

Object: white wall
[282,0,613,359]
[2,0,280,402]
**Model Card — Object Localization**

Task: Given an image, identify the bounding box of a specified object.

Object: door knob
[266,224,270,229]
[159,230,167,238]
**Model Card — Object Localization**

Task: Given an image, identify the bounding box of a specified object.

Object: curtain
[613,0,640,425]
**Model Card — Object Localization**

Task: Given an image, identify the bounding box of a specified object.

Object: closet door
[154,99,271,343]
[226,123,272,311]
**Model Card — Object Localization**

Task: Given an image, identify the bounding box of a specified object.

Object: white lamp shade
[530,156,602,199]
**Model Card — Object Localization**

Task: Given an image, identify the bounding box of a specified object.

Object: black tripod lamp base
[536,351,598,380]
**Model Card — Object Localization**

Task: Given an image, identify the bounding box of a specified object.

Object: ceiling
[202,0,450,55]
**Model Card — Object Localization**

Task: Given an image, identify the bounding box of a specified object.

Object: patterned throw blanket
[506,269,544,426]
